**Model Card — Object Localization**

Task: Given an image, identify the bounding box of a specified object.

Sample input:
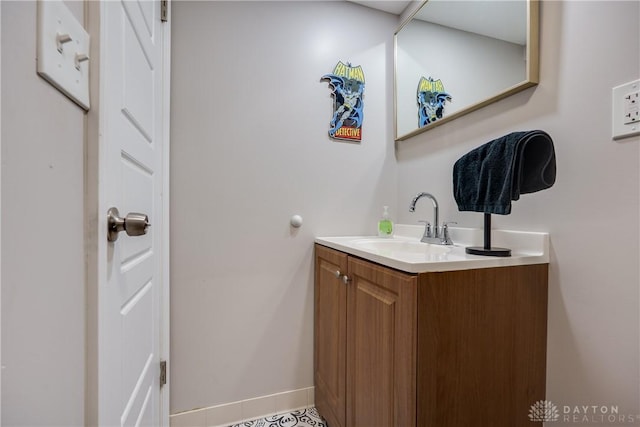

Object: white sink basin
[315,225,549,273]
[351,238,451,255]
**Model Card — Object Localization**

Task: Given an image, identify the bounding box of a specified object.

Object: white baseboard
[170,387,315,427]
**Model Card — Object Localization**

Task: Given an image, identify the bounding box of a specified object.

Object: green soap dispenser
[378,206,394,237]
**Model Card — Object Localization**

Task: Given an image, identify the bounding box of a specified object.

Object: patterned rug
[229,407,326,427]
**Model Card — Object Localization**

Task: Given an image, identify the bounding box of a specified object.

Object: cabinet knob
[334,271,351,284]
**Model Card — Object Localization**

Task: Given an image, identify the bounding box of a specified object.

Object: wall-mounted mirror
[394,0,539,141]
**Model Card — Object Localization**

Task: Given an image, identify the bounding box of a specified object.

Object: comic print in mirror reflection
[417,76,452,128]
[322,61,365,142]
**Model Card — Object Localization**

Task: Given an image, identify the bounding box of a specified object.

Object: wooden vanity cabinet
[314,244,548,427]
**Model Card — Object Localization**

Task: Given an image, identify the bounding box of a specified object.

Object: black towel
[453,130,556,215]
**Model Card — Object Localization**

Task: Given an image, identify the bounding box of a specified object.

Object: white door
[97,1,169,425]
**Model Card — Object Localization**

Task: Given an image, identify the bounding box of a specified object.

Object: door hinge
[160,0,168,22]
[160,360,167,387]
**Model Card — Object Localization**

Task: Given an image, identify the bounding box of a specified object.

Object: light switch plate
[612,79,640,140]
[36,0,90,110]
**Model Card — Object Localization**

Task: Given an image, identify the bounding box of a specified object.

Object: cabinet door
[315,245,348,427]
[347,257,417,427]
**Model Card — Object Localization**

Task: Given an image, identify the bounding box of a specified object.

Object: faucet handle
[418,220,432,238]
[441,222,457,245]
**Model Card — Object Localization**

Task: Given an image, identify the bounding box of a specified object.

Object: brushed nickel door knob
[107,207,150,242]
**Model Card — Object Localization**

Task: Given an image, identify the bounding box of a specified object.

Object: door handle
[107,207,150,242]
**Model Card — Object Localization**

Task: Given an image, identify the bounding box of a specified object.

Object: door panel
[123,14,154,140]
[99,0,164,425]
[120,153,153,263]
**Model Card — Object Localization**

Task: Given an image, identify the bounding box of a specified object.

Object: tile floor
[228,407,326,427]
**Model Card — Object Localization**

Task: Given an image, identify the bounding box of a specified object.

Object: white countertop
[315,224,549,273]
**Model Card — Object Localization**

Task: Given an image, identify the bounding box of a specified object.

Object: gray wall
[171,0,640,420]
[2,0,638,423]
[395,0,640,421]
[170,1,397,413]
[1,1,85,425]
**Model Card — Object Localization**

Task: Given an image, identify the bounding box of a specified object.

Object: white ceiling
[348,0,414,16]
[347,0,527,45]
[413,0,527,45]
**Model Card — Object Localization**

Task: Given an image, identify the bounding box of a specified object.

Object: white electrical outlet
[623,90,639,125]
[612,79,640,140]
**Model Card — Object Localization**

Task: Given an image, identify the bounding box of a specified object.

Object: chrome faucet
[409,192,454,245]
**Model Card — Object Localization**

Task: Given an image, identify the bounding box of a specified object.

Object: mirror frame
[394,0,539,141]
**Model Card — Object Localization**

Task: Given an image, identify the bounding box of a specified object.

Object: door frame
[160,1,172,423]
[84,1,171,425]
[0,4,3,424]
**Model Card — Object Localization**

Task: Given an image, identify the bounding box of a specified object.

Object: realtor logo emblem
[529,400,560,422]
